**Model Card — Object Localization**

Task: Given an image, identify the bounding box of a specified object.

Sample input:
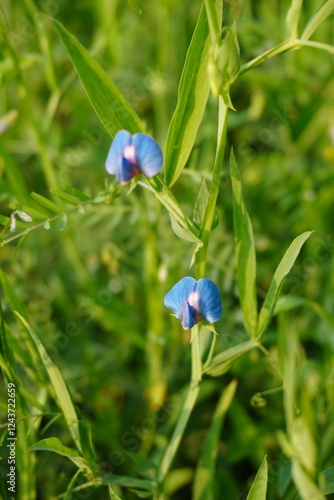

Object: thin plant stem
[239,39,297,75]
[196,98,228,278]
[157,100,229,489]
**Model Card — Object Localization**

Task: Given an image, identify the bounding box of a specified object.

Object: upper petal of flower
[105,130,132,175]
[164,276,197,319]
[132,133,163,178]
[195,278,222,323]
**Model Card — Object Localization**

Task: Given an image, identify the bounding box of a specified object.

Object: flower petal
[132,133,163,177]
[164,276,196,319]
[105,130,132,175]
[195,278,222,323]
[182,302,198,330]
[116,157,140,183]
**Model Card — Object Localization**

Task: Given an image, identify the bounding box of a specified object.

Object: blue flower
[105,130,163,183]
[164,277,222,330]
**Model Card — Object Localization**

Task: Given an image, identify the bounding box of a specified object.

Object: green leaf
[50,188,80,206]
[286,0,304,37]
[62,185,91,201]
[230,150,257,337]
[164,468,193,496]
[193,380,237,500]
[31,192,63,213]
[64,470,82,500]
[30,437,89,471]
[59,214,68,231]
[246,456,268,500]
[204,339,258,377]
[9,203,48,220]
[193,179,209,227]
[102,474,157,492]
[108,485,122,500]
[53,19,143,137]
[14,312,83,455]
[170,214,203,245]
[164,0,223,187]
[301,0,334,41]
[256,231,313,339]
[292,461,325,500]
[321,465,334,495]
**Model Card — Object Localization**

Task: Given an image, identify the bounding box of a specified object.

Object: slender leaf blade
[230,150,257,337]
[164,0,223,187]
[64,470,82,500]
[321,466,334,495]
[108,485,122,500]
[14,312,83,455]
[30,437,88,471]
[256,231,313,339]
[205,339,258,377]
[53,19,143,137]
[31,192,63,213]
[246,456,268,500]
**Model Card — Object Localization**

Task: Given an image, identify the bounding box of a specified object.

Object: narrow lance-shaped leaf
[246,456,268,500]
[164,0,223,187]
[321,466,334,495]
[256,231,313,339]
[31,192,63,213]
[14,312,83,455]
[30,437,89,471]
[53,19,143,137]
[204,339,258,377]
[108,485,122,500]
[230,150,257,337]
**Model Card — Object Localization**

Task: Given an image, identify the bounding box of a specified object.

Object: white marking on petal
[188,291,200,311]
[123,145,136,162]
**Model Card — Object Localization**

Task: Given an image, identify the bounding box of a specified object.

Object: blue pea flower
[105,130,163,183]
[164,277,222,330]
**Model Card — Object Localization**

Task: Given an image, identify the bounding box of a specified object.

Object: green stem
[157,101,228,488]
[195,98,228,277]
[204,0,221,45]
[157,383,200,484]
[294,39,334,55]
[191,325,202,383]
[239,39,298,76]
[145,175,198,235]
[0,200,93,247]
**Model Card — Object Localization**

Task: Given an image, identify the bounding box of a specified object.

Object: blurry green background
[0,0,334,498]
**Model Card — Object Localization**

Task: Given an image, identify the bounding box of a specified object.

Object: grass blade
[230,150,257,337]
[246,456,268,500]
[53,19,143,137]
[14,312,83,455]
[256,231,313,339]
[193,380,237,500]
[164,0,223,187]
